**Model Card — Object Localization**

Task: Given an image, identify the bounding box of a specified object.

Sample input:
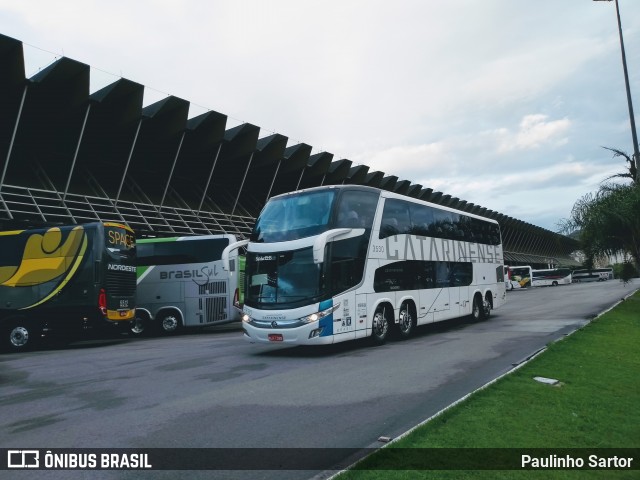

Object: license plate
[268,333,283,342]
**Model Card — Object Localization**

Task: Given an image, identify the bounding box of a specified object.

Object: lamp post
[596,0,640,182]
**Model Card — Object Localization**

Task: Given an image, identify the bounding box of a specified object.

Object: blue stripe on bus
[319,299,334,337]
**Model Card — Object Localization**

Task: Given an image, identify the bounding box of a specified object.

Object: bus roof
[268,185,500,226]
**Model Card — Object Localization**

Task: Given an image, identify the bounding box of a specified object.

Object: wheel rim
[10,326,29,348]
[131,318,145,335]
[399,307,412,334]
[373,312,388,339]
[162,315,178,332]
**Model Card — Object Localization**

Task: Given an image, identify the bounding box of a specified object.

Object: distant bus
[506,265,532,290]
[134,235,242,335]
[572,268,614,282]
[1,222,136,352]
[531,268,572,287]
[223,185,506,346]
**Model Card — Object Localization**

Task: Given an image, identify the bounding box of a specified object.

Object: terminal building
[0,34,579,268]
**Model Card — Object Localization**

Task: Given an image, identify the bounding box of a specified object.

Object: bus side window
[336,191,379,229]
[379,199,411,239]
[409,203,434,236]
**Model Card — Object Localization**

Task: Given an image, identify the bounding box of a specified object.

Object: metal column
[198,143,223,214]
[115,117,143,204]
[160,130,186,208]
[63,102,92,201]
[265,159,282,202]
[231,152,254,216]
[0,83,29,219]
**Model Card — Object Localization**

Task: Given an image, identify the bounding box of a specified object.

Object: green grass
[337,292,640,479]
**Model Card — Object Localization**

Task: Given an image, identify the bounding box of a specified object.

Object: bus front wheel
[157,313,181,335]
[5,322,34,352]
[371,307,390,345]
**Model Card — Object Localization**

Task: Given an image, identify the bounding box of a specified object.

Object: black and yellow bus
[0,222,136,351]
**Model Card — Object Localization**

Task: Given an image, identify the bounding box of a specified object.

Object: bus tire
[5,320,35,352]
[552,281,558,287]
[397,301,416,339]
[130,314,148,337]
[157,313,181,335]
[471,294,484,322]
[483,294,492,320]
[371,306,390,345]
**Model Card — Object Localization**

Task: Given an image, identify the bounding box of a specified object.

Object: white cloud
[498,114,571,152]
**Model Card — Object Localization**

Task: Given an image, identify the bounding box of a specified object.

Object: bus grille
[106,271,137,297]
[198,281,226,295]
[198,296,228,322]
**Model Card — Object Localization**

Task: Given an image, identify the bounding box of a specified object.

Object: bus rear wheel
[371,307,390,345]
[483,294,492,320]
[130,315,148,336]
[471,295,484,322]
[397,302,415,339]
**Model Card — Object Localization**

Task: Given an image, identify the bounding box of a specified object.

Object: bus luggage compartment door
[184,280,229,326]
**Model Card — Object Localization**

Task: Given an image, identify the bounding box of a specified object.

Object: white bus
[531,267,572,287]
[133,235,243,335]
[572,268,614,282]
[223,185,506,346]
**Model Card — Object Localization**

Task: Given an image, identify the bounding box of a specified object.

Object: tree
[560,147,640,274]
[601,147,638,185]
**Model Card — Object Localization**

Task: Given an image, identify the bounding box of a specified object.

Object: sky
[1,0,639,232]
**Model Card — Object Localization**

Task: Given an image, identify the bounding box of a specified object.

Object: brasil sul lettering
[159,265,217,280]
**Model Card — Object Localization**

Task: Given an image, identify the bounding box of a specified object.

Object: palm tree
[560,147,640,277]
[601,147,638,185]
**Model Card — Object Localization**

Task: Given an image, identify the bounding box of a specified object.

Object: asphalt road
[1,279,637,480]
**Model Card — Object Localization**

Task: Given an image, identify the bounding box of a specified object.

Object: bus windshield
[251,190,336,242]
[136,237,230,266]
[245,248,326,308]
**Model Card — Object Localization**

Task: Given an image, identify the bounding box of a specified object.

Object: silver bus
[133,235,242,335]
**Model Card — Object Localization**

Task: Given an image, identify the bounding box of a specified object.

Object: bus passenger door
[432,288,451,321]
[419,262,450,322]
[450,263,473,317]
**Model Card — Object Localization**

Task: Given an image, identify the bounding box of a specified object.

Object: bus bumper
[242,323,335,345]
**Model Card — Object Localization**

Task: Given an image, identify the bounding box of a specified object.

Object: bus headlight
[300,303,340,324]
[242,313,252,323]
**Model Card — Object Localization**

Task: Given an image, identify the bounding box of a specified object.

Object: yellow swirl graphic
[1,226,86,288]
[23,233,88,310]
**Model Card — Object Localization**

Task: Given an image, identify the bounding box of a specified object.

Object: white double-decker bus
[224,185,506,346]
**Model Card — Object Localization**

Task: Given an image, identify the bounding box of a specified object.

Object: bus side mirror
[222,239,250,272]
[313,228,365,264]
